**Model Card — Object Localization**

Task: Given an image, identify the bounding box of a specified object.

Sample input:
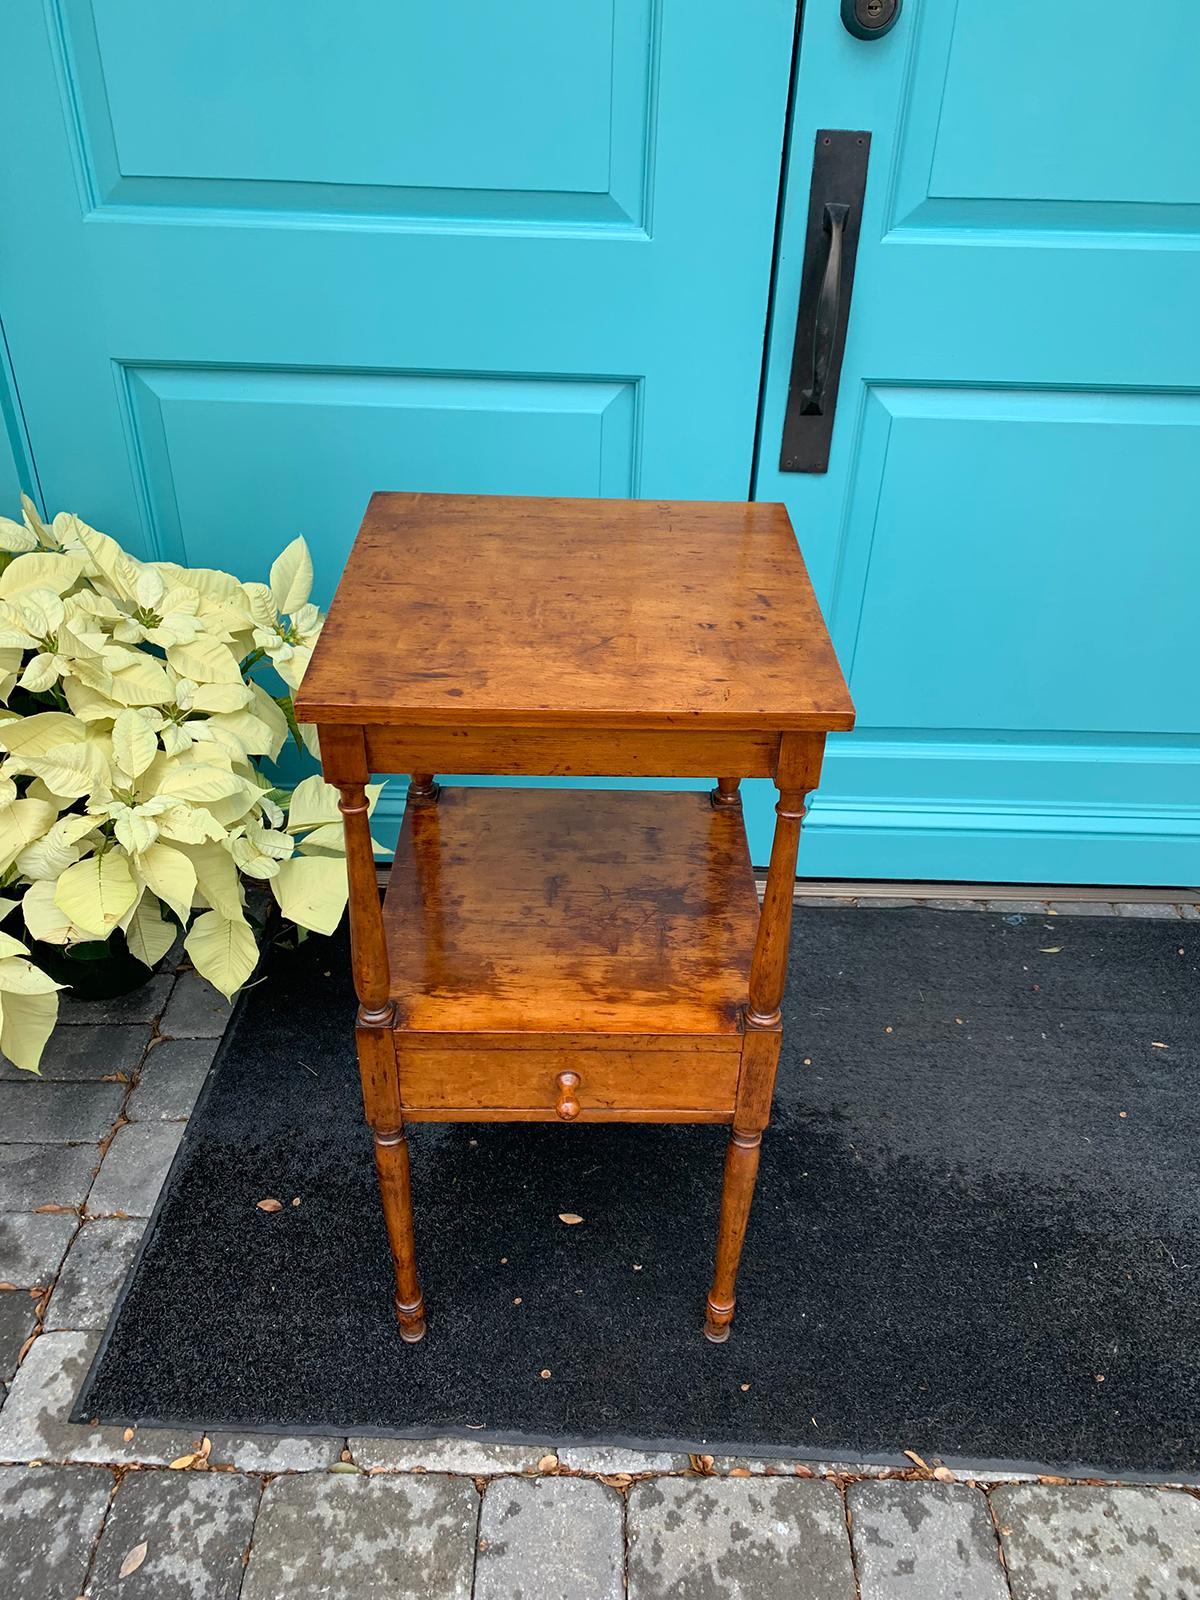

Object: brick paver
[993,1483,1200,1600]
[849,1481,1009,1599]
[0,1463,112,1599]
[476,1476,623,1600]
[0,1141,99,1210]
[0,1331,200,1466]
[45,1220,144,1331]
[87,1467,259,1600]
[127,1038,220,1121]
[627,1477,857,1599]
[0,1211,76,1289]
[241,1472,478,1600]
[86,1121,184,1218]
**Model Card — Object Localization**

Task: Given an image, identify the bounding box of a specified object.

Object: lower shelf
[383,784,761,1042]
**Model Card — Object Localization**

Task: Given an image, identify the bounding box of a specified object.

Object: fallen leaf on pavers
[199,1437,212,1460]
[123,1428,135,1442]
[328,1462,362,1474]
[0,1283,15,1292]
[168,1453,200,1470]
[1151,1041,1169,1049]
[689,1454,715,1474]
[903,1450,930,1472]
[33,1204,75,1214]
[17,1333,37,1362]
[255,1198,283,1213]
[291,1197,301,1207]
[119,1542,148,1578]
[537,1454,559,1474]
[932,1466,956,1482]
[600,1473,633,1489]
[558,1213,583,1225]
[729,1467,751,1478]
[793,1463,815,1478]
[539,1369,552,1379]
[1038,1474,1071,1485]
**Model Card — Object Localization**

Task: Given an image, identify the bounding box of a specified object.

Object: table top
[295,493,854,731]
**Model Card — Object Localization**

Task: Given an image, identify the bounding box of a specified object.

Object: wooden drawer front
[396,1046,739,1122]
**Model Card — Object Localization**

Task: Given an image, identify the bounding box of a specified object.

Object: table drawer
[395,1044,740,1122]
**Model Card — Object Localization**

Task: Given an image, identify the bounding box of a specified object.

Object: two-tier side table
[295,493,854,1344]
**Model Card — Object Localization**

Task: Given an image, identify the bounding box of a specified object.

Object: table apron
[359,725,782,779]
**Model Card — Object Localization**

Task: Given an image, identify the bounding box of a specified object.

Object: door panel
[754,0,1200,884]
[0,0,792,566]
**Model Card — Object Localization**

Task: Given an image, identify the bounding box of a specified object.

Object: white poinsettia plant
[0,496,384,1073]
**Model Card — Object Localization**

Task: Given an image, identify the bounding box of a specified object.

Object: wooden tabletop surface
[296,493,854,731]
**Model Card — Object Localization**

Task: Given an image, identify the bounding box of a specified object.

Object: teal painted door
[0,3,791,600]
[753,1,1200,885]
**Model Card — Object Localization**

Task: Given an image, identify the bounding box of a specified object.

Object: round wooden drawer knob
[555,1071,581,1121]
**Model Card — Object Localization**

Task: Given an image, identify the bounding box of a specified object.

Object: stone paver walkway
[0,889,1197,1598]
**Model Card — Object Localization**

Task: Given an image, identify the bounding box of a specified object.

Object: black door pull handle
[780,131,871,474]
[801,204,848,416]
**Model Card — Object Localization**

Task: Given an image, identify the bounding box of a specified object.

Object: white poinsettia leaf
[124,892,177,969]
[268,537,313,616]
[0,984,62,1072]
[270,854,348,937]
[136,841,197,926]
[285,774,342,832]
[54,850,138,939]
[111,709,158,780]
[184,909,257,999]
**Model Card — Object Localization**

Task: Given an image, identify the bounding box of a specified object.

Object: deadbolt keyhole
[841,0,901,39]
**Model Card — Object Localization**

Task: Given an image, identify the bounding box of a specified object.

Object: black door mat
[77,906,1200,1478]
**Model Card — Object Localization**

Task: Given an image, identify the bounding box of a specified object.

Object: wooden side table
[296,493,854,1344]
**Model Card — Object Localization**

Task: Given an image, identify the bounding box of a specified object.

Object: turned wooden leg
[336,754,427,1342]
[711,776,742,808]
[374,1125,427,1341]
[704,1127,762,1341]
[704,735,824,1342]
[408,772,440,801]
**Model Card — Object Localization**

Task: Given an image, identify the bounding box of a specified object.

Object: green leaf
[184,910,258,999]
[54,850,138,938]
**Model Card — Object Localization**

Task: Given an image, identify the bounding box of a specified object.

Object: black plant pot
[25,929,160,1001]
[0,905,170,1001]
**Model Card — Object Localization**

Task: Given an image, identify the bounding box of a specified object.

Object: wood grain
[363,725,780,779]
[295,494,855,732]
[384,786,760,1037]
